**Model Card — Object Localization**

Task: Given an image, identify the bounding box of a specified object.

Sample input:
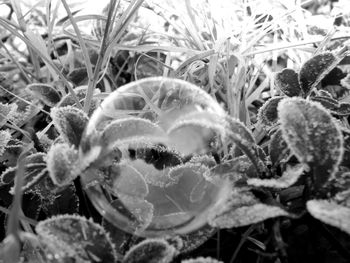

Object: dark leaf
[299,52,342,96]
[35,214,118,263]
[0,103,17,128]
[51,106,89,147]
[257,96,284,128]
[278,98,344,189]
[123,239,177,263]
[26,83,61,107]
[321,67,347,87]
[274,68,301,97]
[176,225,216,254]
[42,184,79,216]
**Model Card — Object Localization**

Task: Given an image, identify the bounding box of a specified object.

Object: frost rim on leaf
[277,97,344,186]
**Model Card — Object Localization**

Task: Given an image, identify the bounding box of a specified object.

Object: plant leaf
[247,164,305,188]
[0,130,11,157]
[123,239,177,263]
[278,97,344,189]
[311,96,350,116]
[26,83,61,107]
[225,116,266,173]
[274,68,301,97]
[209,202,290,229]
[36,214,118,262]
[299,52,342,96]
[268,129,290,167]
[46,143,79,186]
[0,103,18,128]
[51,106,89,147]
[176,224,216,254]
[257,96,284,128]
[331,102,350,116]
[41,184,80,217]
[307,199,350,235]
[99,117,167,154]
[310,95,340,109]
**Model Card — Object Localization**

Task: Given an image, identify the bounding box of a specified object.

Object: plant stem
[230,224,255,263]
[273,219,288,263]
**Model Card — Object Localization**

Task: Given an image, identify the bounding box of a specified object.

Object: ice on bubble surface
[80,77,231,237]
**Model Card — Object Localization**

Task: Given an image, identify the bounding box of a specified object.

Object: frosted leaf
[278,97,344,188]
[311,96,350,116]
[268,129,290,167]
[257,96,284,128]
[0,130,11,157]
[247,164,305,188]
[177,224,216,253]
[307,199,350,235]
[26,83,61,107]
[225,116,255,145]
[224,116,264,172]
[299,52,342,96]
[35,214,118,262]
[274,68,301,97]
[209,203,290,228]
[0,103,17,128]
[51,106,89,147]
[100,117,167,153]
[46,143,79,186]
[311,95,340,109]
[182,257,224,263]
[80,77,228,238]
[123,239,177,263]
[1,152,47,192]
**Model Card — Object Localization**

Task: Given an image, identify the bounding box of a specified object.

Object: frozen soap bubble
[79,77,231,238]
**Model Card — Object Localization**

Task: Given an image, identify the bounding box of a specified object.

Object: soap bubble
[80,77,230,238]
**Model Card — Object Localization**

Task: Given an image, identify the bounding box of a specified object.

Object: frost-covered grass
[0,0,350,262]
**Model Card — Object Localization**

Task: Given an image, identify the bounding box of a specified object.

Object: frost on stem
[278,97,344,189]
